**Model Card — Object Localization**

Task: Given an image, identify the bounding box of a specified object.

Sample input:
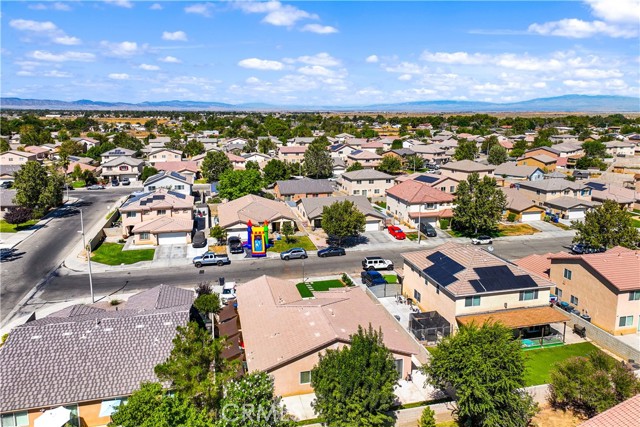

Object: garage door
[521,211,542,222]
[567,209,585,220]
[365,220,380,231]
[157,232,187,245]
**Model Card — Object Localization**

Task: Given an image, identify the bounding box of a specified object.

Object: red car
[387,225,406,240]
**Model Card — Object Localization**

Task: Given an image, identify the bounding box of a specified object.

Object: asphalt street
[37,235,574,304]
[0,187,133,324]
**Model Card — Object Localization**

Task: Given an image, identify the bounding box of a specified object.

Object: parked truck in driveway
[192,251,230,267]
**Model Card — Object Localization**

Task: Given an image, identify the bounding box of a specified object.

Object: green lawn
[268,235,317,252]
[524,342,600,386]
[91,243,155,265]
[0,219,39,233]
[296,279,344,297]
[405,232,419,241]
[195,178,208,184]
[296,283,314,298]
[631,217,640,228]
[72,180,86,188]
[383,275,397,284]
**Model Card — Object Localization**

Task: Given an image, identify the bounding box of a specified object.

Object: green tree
[210,224,227,242]
[38,170,64,213]
[452,173,507,235]
[582,140,606,157]
[321,200,366,245]
[418,407,436,427]
[575,156,607,171]
[193,293,221,315]
[201,151,233,183]
[0,139,10,153]
[144,119,158,131]
[140,166,159,182]
[510,140,528,158]
[480,135,499,154]
[549,350,640,418]
[281,221,294,243]
[453,139,478,161]
[311,326,398,427]
[423,322,538,427]
[258,138,277,154]
[487,145,508,165]
[377,155,402,174]
[346,161,364,172]
[262,159,290,185]
[217,169,263,200]
[303,141,333,179]
[184,139,205,158]
[572,200,639,249]
[59,139,84,158]
[113,132,143,152]
[245,160,260,171]
[405,155,424,171]
[3,206,33,225]
[13,161,48,211]
[218,372,295,427]
[71,164,84,181]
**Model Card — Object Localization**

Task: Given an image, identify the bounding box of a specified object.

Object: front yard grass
[71,180,86,188]
[524,342,600,386]
[296,279,344,298]
[631,217,640,228]
[498,223,540,236]
[383,275,397,284]
[0,219,39,233]
[91,242,155,265]
[405,232,419,241]
[268,235,317,252]
[549,221,572,230]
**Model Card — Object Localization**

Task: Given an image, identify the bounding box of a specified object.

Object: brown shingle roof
[217,194,297,229]
[440,160,495,172]
[580,394,640,427]
[501,187,542,213]
[386,180,455,204]
[457,306,569,329]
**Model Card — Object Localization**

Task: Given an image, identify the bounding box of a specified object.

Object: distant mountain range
[1,94,638,113]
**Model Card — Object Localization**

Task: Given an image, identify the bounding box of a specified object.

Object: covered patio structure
[457,306,570,349]
[409,311,453,346]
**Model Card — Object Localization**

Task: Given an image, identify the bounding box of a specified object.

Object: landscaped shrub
[194,293,221,315]
[507,212,517,222]
[341,273,354,287]
[439,218,450,229]
[194,281,213,296]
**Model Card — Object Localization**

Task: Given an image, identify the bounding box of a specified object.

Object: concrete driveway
[154,244,188,260]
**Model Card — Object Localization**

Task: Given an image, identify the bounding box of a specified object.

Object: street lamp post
[79,209,95,303]
[417,203,422,245]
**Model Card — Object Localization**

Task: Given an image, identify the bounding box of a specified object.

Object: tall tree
[217,169,263,200]
[140,166,159,182]
[245,160,260,171]
[480,135,499,154]
[13,161,48,211]
[311,326,398,427]
[201,151,233,183]
[377,156,402,174]
[184,139,205,157]
[346,161,364,172]
[452,173,507,235]
[258,138,277,154]
[405,155,424,172]
[321,200,366,244]
[423,322,538,427]
[262,159,290,185]
[582,140,607,158]
[572,200,639,249]
[281,221,294,243]
[58,139,84,158]
[453,139,478,161]
[487,145,508,165]
[0,139,10,153]
[303,141,333,179]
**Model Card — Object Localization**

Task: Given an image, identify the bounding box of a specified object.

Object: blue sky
[1,0,638,105]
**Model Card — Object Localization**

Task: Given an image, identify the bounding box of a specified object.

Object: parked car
[471,235,493,245]
[220,282,237,303]
[419,223,437,237]
[0,181,13,189]
[387,225,406,240]
[228,236,245,254]
[192,231,208,249]
[570,243,605,255]
[361,270,388,286]
[317,246,346,257]
[111,180,120,187]
[362,256,394,271]
[280,247,307,260]
[192,251,230,267]
[87,184,105,190]
[121,177,131,186]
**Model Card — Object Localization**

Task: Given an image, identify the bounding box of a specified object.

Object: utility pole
[79,209,95,303]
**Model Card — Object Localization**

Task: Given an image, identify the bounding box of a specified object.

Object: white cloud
[108,73,130,80]
[159,56,181,63]
[301,24,338,34]
[365,55,379,63]
[104,0,133,8]
[17,71,35,76]
[246,77,261,84]
[139,64,160,71]
[44,70,72,78]
[162,31,188,41]
[238,58,284,70]
[398,74,413,81]
[298,65,334,77]
[586,0,640,24]
[29,2,72,11]
[528,19,637,38]
[30,50,95,62]
[573,68,623,79]
[185,3,215,17]
[53,35,81,45]
[100,41,144,57]
[236,1,318,27]
[421,51,487,65]
[150,3,163,10]
[10,19,82,45]
[533,82,547,89]
[384,61,425,74]
[296,52,340,67]
[563,79,594,88]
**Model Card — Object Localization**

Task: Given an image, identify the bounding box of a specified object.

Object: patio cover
[34,406,71,427]
[456,306,569,329]
[98,399,123,417]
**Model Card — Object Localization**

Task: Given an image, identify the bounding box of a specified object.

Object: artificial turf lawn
[383,275,398,284]
[523,342,600,386]
[267,235,317,252]
[91,242,155,265]
[296,279,344,297]
[0,219,39,233]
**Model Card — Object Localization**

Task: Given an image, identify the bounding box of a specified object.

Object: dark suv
[361,270,388,286]
[228,236,245,254]
[419,223,437,237]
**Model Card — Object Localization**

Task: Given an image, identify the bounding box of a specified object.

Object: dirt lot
[532,405,584,427]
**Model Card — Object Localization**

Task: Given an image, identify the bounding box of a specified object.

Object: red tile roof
[515,252,567,280]
[386,180,455,204]
[580,394,640,427]
[155,161,199,173]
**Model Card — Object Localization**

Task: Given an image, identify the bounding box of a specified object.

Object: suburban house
[0,165,22,184]
[0,151,37,166]
[242,152,272,169]
[71,137,99,151]
[338,169,395,200]
[586,181,640,210]
[439,160,495,181]
[409,144,449,164]
[346,150,382,169]
[278,146,307,163]
[148,149,183,164]
[23,146,51,160]
[119,188,194,245]
[226,152,247,170]
[0,285,194,427]
[386,179,455,229]
[296,195,385,231]
[383,148,417,166]
[395,173,460,195]
[580,394,640,427]
[329,144,356,160]
[287,137,315,146]
[217,194,297,237]
[515,179,596,219]
[66,162,99,176]
[500,187,545,222]
[360,141,384,153]
[401,242,561,335]
[517,154,558,172]
[332,157,347,177]
[100,157,144,183]
[143,171,193,197]
[493,162,545,182]
[516,247,640,335]
[155,161,200,180]
[236,275,426,396]
[0,190,17,219]
[551,142,584,158]
[274,178,334,201]
[605,140,636,157]
[101,147,136,163]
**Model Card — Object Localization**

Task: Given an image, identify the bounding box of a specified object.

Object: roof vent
[136,324,145,329]
[103,328,113,332]
[163,321,173,326]
[31,335,42,340]
[62,332,73,337]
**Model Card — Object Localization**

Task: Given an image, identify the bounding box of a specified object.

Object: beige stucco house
[278,146,307,163]
[148,149,183,164]
[346,150,382,168]
[0,151,37,166]
[217,194,297,237]
[439,160,495,181]
[338,169,395,200]
[386,179,455,229]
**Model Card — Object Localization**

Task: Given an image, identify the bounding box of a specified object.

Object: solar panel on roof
[585,182,606,191]
[423,252,466,286]
[470,266,538,293]
[415,175,439,184]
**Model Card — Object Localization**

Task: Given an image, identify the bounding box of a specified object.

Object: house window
[8,158,13,162]
[450,186,455,192]
[126,212,136,218]
[619,316,633,327]
[563,269,572,280]
[148,186,156,191]
[465,296,481,307]
[140,232,150,240]
[157,210,166,215]
[1,412,29,427]
[629,291,640,301]
[570,295,579,305]
[413,289,421,302]
[425,203,435,209]
[356,180,362,184]
[369,180,374,184]
[300,371,312,384]
[394,359,404,378]
[354,190,360,195]
[119,166,128,171]
[386,179,391,183]
[519,290,539,301]
[440,187,446,192]
[556,288,563,298]
[175,185,184,190]
[374,189,380,194]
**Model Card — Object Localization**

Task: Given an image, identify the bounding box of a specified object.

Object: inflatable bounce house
[244,220,271,257]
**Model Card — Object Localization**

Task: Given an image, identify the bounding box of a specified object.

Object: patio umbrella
[34,406,71,427]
